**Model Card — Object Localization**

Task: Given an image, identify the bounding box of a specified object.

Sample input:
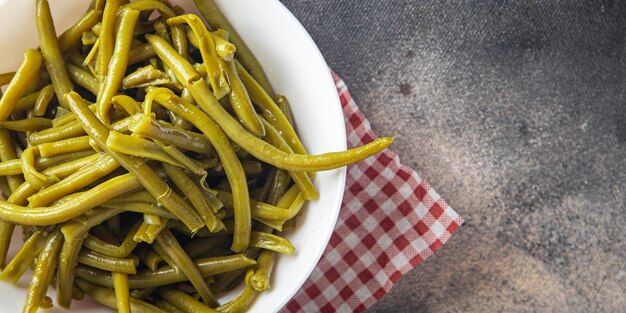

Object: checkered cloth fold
[283,73,463,313]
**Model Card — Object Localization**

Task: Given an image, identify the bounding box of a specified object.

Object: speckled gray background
[279,1,626,312]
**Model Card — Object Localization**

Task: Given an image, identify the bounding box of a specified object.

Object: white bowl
[0,0,346,312]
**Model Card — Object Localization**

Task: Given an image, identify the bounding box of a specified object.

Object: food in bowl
[0,0,393,312]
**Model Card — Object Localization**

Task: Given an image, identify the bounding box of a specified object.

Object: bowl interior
[0,0,346,312]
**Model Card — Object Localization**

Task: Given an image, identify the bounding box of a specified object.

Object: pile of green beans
[0,0,393,312]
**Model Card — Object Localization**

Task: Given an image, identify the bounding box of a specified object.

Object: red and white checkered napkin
[282,73,464,313]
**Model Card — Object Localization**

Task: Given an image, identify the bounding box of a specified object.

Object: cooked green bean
[0,49,42,121]
[38,136,92,157]
[35,149,95,169]
[133,218,169,244]
[0,118,51,132]
[106,131,182,166]
[148,88,250,252]
[131,286,158,300]
[157,287,220,313]
[167,14,230,98]
[22,229,63,313]
[183,236,225,259]
[122,65,170,89]
[216,285,258,313]
[33,84,55,116]
[58,9,103,52]
[128,43,157,65]
[107,189,156,204]
[135,244,162,271]
[121,0,176,18]
[247,249,275,292]
[75,278,167,313]
[82,30,98,46]
[236,62,307,155]
[96,8,139,125]
[277,94,295,127]
[211,29,237,61]
[102,202,177,219]
[29,120,86,145]
[83,221,141,258]
[67,63,99,95]
[144,213,162,225]
[171,22,189,59]
[193,0,276,98]
[128,113,215,154]
[153,229,218,306]
[0,159,21,176]
[164,163,224,231]
[249,231,295,255]
[27,154,119,207]
[77,249,138,274]
[216,189,302,222]
[147,35,394,171]
[112,95,142,116]
[156,141,207,177]
[21,147,59,190]
[14,92,39,113]
[113,272,132,313]
[95,0,119,80]
[0,130,23,192]
[261,118,318,199]
[0,230,48,283]
[65,92,204,232]
[36,0,73,109]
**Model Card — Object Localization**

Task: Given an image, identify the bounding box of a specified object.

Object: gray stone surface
[280,1,626,312]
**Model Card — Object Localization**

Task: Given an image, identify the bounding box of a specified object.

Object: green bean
[38,136,91,157]
[128,43,157,65]
[14,92,39,113]
[157,287,220,313]
[155,298,187,313]
[66,92,204,232]
[0,72,15,86]
[154,229,218,306]
[57,206,125,307]
[35,149,95,169]
[155,141,207,177]
[247,249,275,291]
[148,88,250,252]
[77,249,138,274]
[220,56,265,136]
[277,94,295,126]
[83,223,140,258]
[249,231,295,255]
[263,168,290,205]
[107,189,156,204]
[144,213,162,225]
[121,0,176,18]
[52,103,94,127]
[0,49,42,121]
[0,118,51,132]
[261,118,318,199]
[58,9,103,52]
[113,272,132,313]
[128,113,215,154]
[33,84,55,116]
[122,65,170,89]
[209,160,263,177]
[193,0,276,96]
[102,202,177,219]
[167,15,230,99]
[216,285,257,313]
[96,8,139,125]
[21,147,59,190]
[147,35,394,171]
[106,131,182,166]
[29,120,86,145]
[0,130,23,192]
[75,278,167,313]
[95,0,119,80]
[135,244,162,271]
[67,63,99,95]
[211,29,237,61]
[164,163,223,231]
[133,218,169,244]
[0,173,140,226]
[0,159,21,176]
[27,154,119,207]
[36,0,73,109]
[216,189,301,222]
[0,221,13,269]
[82,30,98,46]
[112,95,142,116]
[171,22,189,60]
[22,229,63,313]
[0,229,48,283]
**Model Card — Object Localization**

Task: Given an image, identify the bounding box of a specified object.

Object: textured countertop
[280,1,626,312]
